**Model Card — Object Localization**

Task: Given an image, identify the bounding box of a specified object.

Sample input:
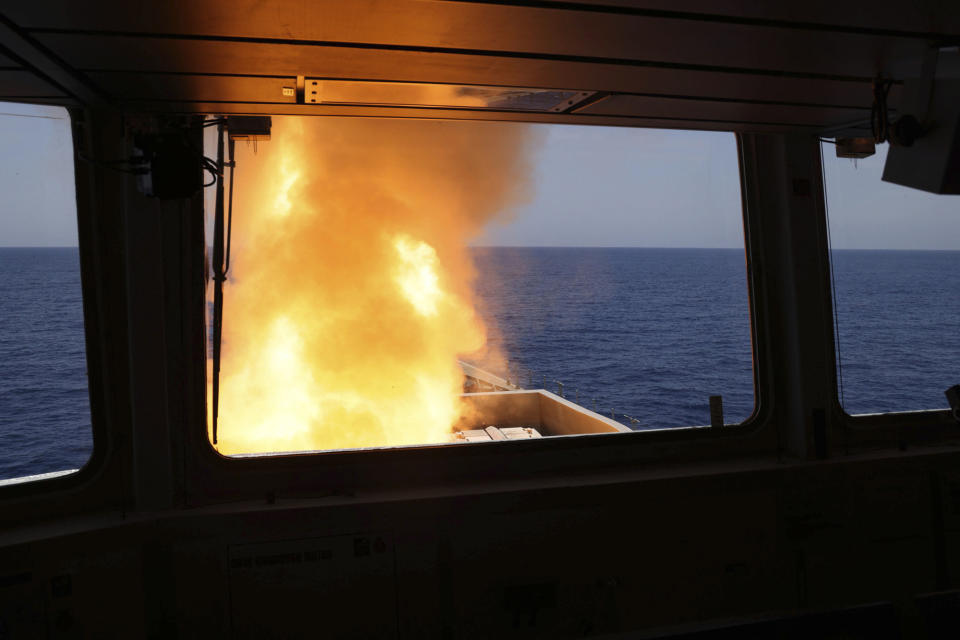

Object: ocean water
[830,250,960,414]
[0,248,91,481]
[470,248,754,429]
[2,247,958,480]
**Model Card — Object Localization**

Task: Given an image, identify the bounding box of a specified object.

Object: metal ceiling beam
[0,11,110,107]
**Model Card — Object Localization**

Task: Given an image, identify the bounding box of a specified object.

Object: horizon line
[2,245,959,252]
[468,245,960,251]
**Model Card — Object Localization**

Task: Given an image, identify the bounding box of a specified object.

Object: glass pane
[0,103,91,483]
[823,142,960,415]
[208,118,752,455]
[472,128,751,430]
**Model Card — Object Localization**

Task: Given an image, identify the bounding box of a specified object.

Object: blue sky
[474,125,745,248]
[1,103,958,249]
[822,143,960,250]
[0,103,77,247]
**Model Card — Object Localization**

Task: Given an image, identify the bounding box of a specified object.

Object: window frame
[186,123,772,503]
[817,143,960,441]
[0,106,130,516]
[6,112,954,520]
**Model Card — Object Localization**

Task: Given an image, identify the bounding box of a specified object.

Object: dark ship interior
[2,1,960,637]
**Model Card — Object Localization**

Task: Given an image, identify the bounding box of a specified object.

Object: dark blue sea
[470,248,755,429]
[0,248,91,482]
[2,247,959,480]
[829,250,960,415]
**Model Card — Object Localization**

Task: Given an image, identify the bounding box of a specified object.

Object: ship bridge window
[822,142,960,416]
[206,118,753,456]
[0,102,91,484]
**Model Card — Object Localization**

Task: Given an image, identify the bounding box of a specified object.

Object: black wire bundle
[871,77,895,143]
[201,155,221,187]
[75,152,149,175]
[79,124,224,194]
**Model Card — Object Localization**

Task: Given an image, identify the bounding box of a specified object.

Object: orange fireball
[210,116,540,454]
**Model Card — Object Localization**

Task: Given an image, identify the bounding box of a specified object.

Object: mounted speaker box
[882,79,960,195]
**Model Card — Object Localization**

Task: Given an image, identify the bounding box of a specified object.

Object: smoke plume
[213,116,540,454]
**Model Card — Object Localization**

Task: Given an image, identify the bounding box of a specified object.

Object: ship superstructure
[1,2,960,638]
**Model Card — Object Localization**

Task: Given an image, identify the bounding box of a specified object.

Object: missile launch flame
[210,116,539,454]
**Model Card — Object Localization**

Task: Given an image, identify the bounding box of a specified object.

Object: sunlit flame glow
[272,157,300,218]
[210,117,539,455]
[393,235,443,317]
